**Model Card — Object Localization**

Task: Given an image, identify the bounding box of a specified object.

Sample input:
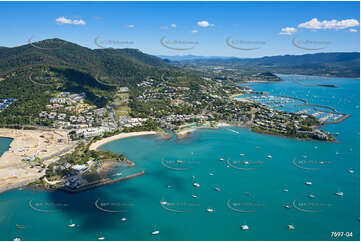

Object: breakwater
[61,171,146,193]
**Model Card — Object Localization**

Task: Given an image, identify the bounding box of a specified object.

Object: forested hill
[0,38,187,86]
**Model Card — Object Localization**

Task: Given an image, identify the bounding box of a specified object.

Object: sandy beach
[0,128,73,193]
[89,131,159,151]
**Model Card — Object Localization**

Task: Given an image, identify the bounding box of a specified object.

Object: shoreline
[89,131,159,151]
[175,122,232,140]
[0,128,73,194]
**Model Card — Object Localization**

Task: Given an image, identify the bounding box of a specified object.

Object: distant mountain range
[159,52,360,77]
[157,55,235,61]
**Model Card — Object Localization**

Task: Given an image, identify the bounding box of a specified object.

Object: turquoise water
[0,138,12,155]
[0,75,359,241]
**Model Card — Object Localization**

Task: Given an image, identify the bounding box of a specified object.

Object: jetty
[61,171,145,193]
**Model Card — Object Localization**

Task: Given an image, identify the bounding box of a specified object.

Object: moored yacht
[193,183,200,188]
[336,192,344,196]
[206,208,215,213]
[240,225,249,230]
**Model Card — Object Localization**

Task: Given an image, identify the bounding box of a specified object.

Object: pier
[61,171,145,193]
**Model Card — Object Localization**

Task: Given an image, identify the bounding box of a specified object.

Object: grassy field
[113,92,131,118]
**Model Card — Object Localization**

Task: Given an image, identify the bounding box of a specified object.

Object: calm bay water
[0,75,359,241]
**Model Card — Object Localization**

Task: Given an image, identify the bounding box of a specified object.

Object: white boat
[68,220,76,228]
[267,155,272,159]
[121,217,127,222]
[336,192,344,196]
[151,230,160,235]
[283,189,289,192]
[209,172,214,176]
[288,225,295,230]
[305,181,312,185]
[243,161,249,165]
[160,201,167,205]
[13,238,21,241]
[240,153,245,157]
[214,187,221,191]
[309,194,316,199]
[240,225,249,230]
[192,194,198,198]
[284,205,290,209]
[193,183,200,188]
[206,208,215,213]
[348,169,355,174]
[219,158,225,161]
[98,237,105,241]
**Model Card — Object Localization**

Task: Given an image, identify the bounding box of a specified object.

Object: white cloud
[192,29,198,34]
[197,20,214,27]
[171,24,176,28]
[349,28,358,32]
[279,27,297,35]
[298,18,359,30]
[56,16,86,25]
[127,24,135,28]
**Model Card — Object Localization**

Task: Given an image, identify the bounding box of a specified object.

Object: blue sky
[0,1,359,57]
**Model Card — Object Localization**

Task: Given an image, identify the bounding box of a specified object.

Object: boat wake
[227,129,240,134]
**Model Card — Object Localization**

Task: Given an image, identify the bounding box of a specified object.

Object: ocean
[0,75,359,241]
